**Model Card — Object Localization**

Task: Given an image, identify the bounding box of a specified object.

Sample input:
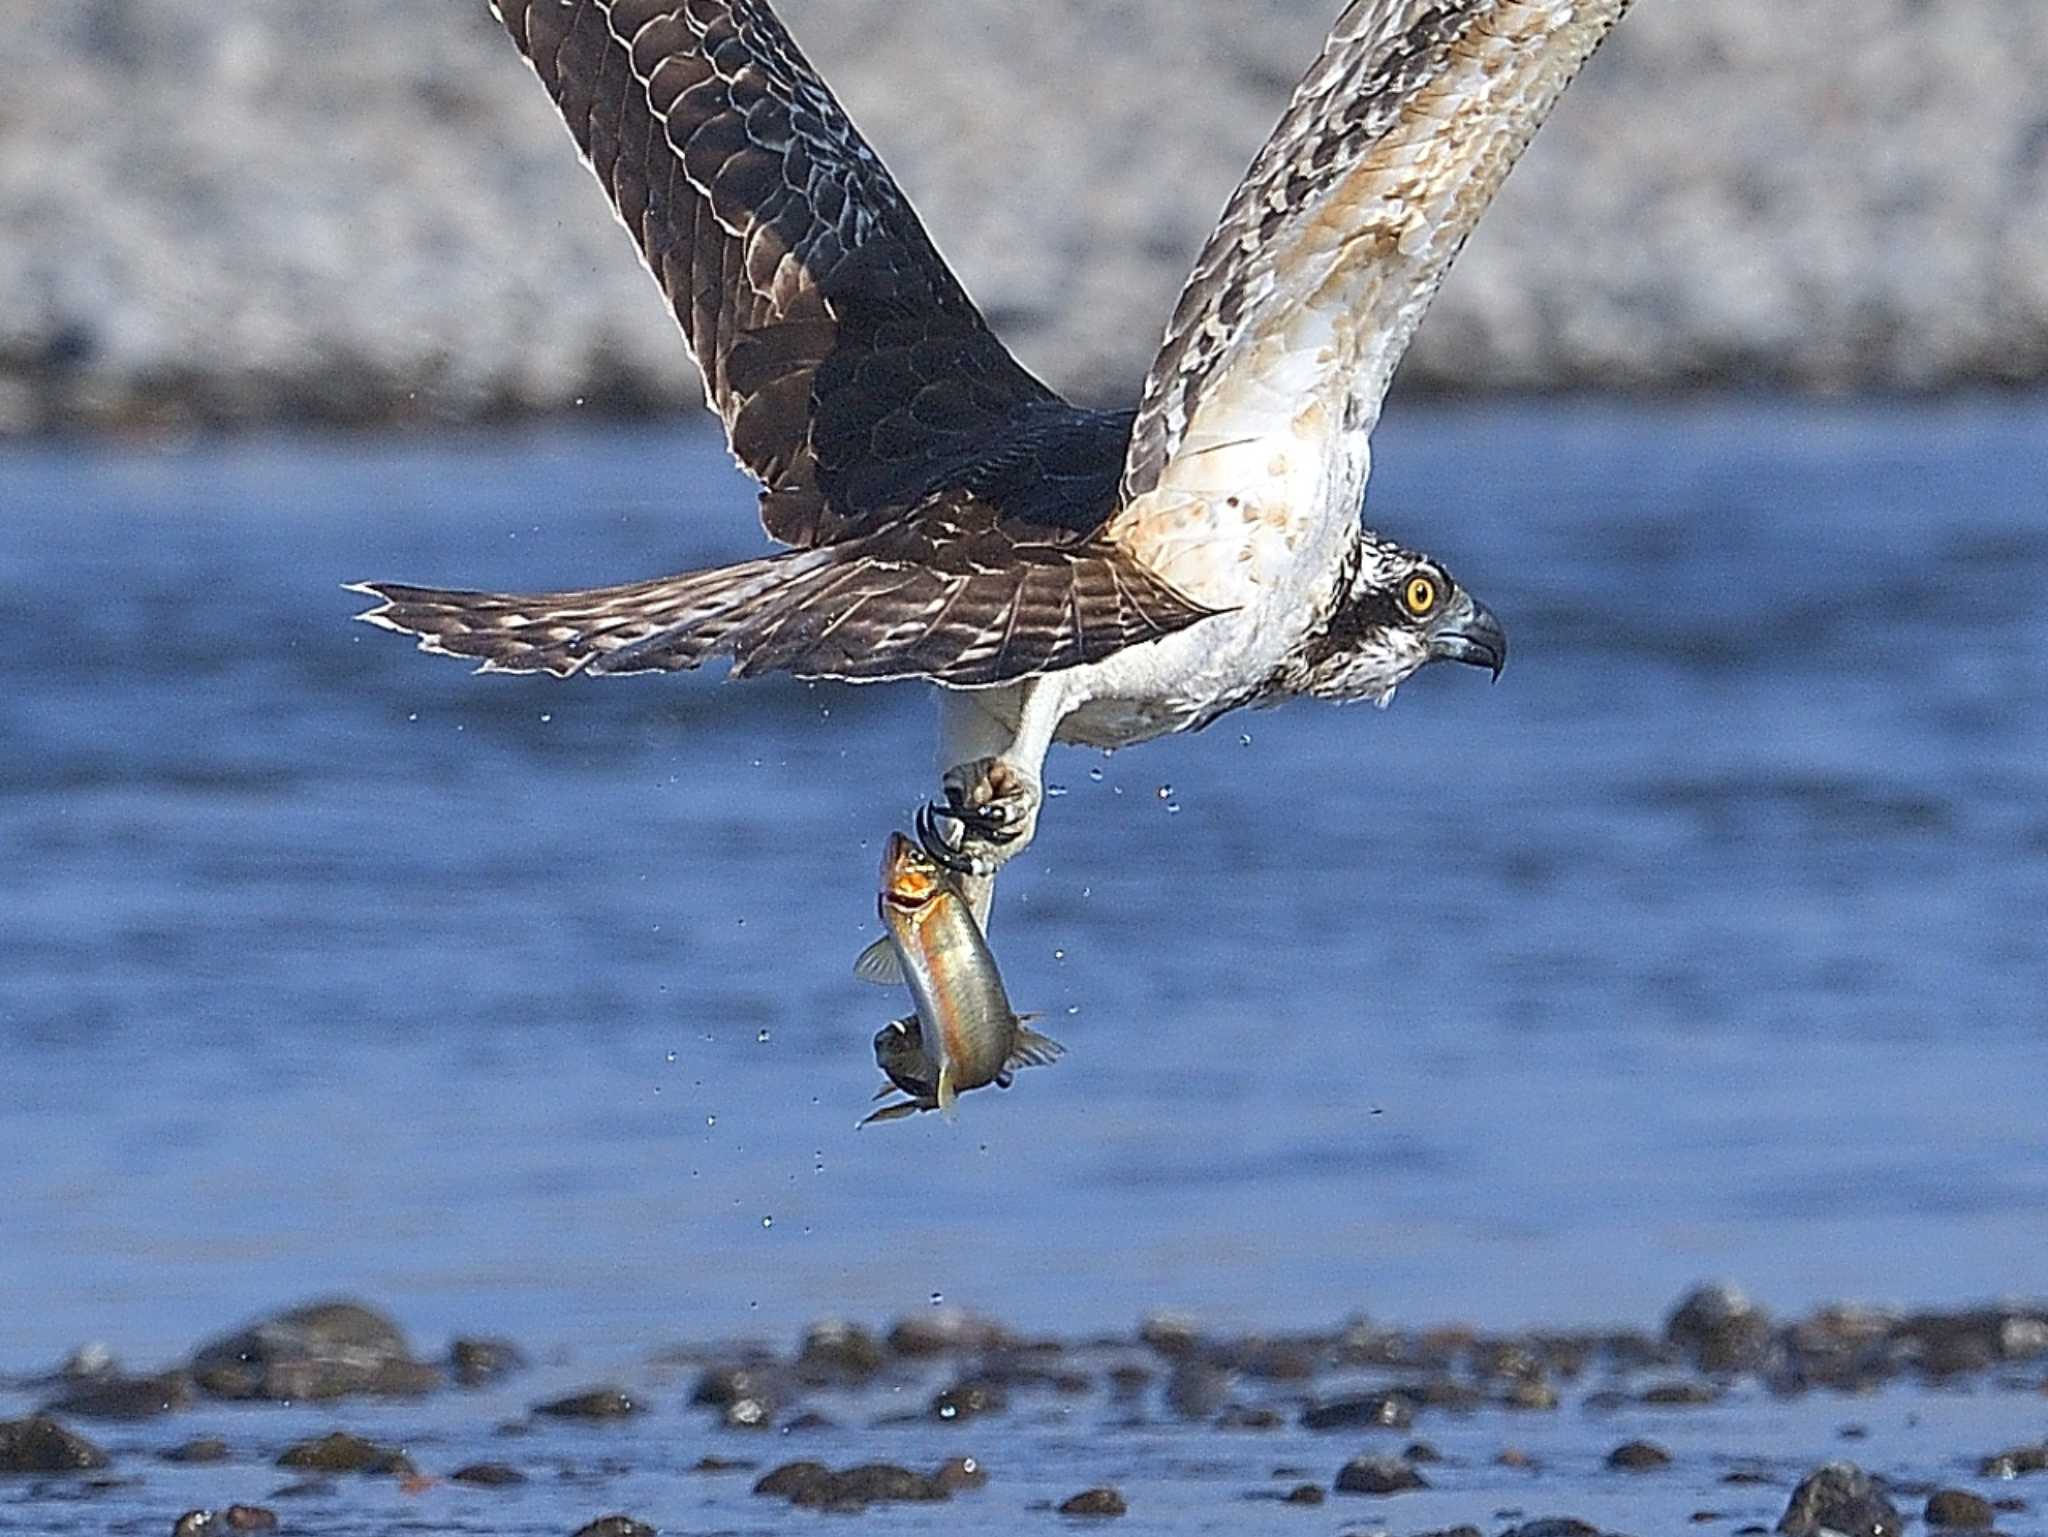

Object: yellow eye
[1402,574,1439,618]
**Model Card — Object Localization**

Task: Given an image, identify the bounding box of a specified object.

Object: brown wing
[1118,0,1634,510]
[351,490,1215,687]
[500,0,1058,545]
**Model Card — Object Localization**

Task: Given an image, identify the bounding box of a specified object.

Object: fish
[855,832,1063,1124]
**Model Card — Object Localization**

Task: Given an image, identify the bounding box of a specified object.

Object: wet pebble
[887,1309,1009,1357]
[1300,1391,1412,1431]
[535,1387,642,1420]
[1979,1441,2048,1478]
[794,1320,885,1385]
[1333,1454,1427,1495]
[1924,1489,1996,1528]
[1641,1378,1722,1405]
[42,1370,194,1420]
[1057,1486,1127,1517]
[0,1415,110,1472]
[754,1459,948,1509]
[171,1507,278,1534]
[449,1336,526,1388]
[1666,1282,1775,1375]
[451,1461,527,1486]
[931,1379,1007,1421]
[1501,1521,1602,1537]
[934,1455,989,1491]
[160,1437,230,1464]
[688,1363,785,1428]
[189,1300,436,1401]
[1607,1438,1673,1470]
[1777,1461,1904,1537]
[1502,1377,1561,1410]
[1281,1482,1324,1504]
[1404,1440,1443,1463]
[571,1518,655,1537]
[274,1431,414,1476]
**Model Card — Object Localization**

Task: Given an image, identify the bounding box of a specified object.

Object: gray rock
[449,1336,526,1388]
[450,1461,527,1486]
[1666,1283,1774,1374]
[190,1300,436,1402]
[1777,1461,1904,1537]
[534,1387,642,1420]
[0,1415,109,1473]
[172,1508,279,1534]
[1300,1391,1413,1432]
[274,1430,414,1476]
[1057,1486,1127,1517]
[1924,1489,1996,1529]
[571,1519,655,1537]
[1607,1439,1673,1470]
[1332,1454,1427,1495]
[1979,1441,2048,1478]
[42,1370,194,1420]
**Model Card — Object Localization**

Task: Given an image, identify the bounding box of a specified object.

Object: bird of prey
[355,0,1631,913]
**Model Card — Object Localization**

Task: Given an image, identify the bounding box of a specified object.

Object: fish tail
[937,1058,959,1120]
[1009,1025,1066,1069]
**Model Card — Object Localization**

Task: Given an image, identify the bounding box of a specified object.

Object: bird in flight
[356,0,1632,916]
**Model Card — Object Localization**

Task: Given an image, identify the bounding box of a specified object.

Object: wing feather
[493,0,1057,545]
[1119,0,1633,507]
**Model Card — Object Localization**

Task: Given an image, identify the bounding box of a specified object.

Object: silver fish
[855,833,1062,1124]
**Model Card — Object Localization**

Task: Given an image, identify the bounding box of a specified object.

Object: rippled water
[1,398,2045,1530]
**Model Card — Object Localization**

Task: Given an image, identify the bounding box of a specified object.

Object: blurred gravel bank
[4,0,2045,434]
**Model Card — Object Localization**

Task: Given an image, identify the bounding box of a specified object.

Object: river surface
[0,398,2044,1531]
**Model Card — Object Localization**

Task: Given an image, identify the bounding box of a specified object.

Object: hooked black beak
[1426,598,1507,681]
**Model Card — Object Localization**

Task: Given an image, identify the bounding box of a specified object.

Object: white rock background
[4,0,2045,433]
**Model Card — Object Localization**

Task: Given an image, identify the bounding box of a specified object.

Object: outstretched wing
[351,491,1213,688]
[498,0,1058,546]
[1117,0,1632,519]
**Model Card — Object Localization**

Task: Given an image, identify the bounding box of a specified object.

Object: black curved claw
[916,802,979,874]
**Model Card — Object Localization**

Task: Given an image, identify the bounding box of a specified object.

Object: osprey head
[1293,535,1507,704]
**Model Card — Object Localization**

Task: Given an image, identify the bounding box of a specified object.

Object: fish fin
[872,1082,899,1101]
[1006,1026,1066,1071]
[937,1058,959,1120]
[857,1097,927,1127]
[852,937,904,986]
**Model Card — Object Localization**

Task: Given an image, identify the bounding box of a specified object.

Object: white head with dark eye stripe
[1288,534,1507,705]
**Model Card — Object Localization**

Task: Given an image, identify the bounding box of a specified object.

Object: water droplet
[756,1029,771,1044]
[1045,783,1068,799]
[406,712,417,722]
[1066,1005,1080,1016]
[1156,784,1172,800]
[1239,733,1253,747]
[1166,802,1181,815]
[761,1216,773,1229]
[706,1115,717,1127]
[1087,767,1104,782]
[1053,948,1066,961]
[736,917,746,928]
[539,712,552,723]
[929,1291,944,1306]
[665,1051,677,1064]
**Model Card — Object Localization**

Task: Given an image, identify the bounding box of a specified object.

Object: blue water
[1,397,2044,1380]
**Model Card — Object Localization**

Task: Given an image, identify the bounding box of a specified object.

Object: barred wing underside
[352,492,1212,687]
[500,0,1058,546]
[1118,0,1633,520]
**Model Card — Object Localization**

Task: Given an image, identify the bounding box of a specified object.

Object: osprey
[356,0,1629,908]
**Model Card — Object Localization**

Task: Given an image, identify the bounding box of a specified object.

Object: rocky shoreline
[4,1,2046,436]
[3,1286,2043,1535]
